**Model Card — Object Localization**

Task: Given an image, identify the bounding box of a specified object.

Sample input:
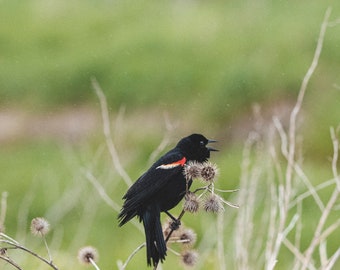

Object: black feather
[118,134,215,266]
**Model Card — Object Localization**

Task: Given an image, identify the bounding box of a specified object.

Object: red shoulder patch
[156,157,187,170]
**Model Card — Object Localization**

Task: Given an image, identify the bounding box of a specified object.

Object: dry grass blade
[91,77,132,187]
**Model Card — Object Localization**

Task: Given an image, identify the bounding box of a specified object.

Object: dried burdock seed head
[78,246,99,265]
[30,217,50,237]
[163,219,173,238]
[200,162,219,183]
[179,228,197,246]
[183,161,203,180]
[183,192,200,213]
[203,193,224,213]
[0,248,7,256]
[181,250,198,267]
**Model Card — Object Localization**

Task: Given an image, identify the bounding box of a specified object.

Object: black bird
[118,134,217,267]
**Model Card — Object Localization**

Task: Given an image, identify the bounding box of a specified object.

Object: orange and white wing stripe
[156,157,186,170]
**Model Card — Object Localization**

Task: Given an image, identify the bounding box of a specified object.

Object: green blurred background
[1,0,340,269]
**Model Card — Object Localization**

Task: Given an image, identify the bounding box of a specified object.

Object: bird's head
[176,133,218,162]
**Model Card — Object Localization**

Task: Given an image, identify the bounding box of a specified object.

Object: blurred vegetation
[1,0,340,154]
[1,1,339,115]
[1,0,340,269]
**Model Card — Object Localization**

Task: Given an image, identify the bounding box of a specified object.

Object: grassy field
[1,0,340,269]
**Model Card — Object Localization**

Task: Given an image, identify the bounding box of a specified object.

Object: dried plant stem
[267,8,332,270]
[331,127,340,191]
[164,209,186,243]
[289,176,339,209]
[274,116,324,211]
[235,131,262,269]
[147,113,176,165]
[320,242,328,269]
[0,239,58,270]
[118,243,146,270]
[84,170,143,233]
[91,77,132,187]
[0,192,8,231]
[166,238,190,244]
[282,238,316,270]
[42,235,53,263]
[84,171,121,212]
[325,248,340,270]
[301,127,340,269]
[287,6,331,194]
[217,212,226,270]
[149,210,187,270]
[166,246,181,256]
[0,233,19,245]
[0,255,22,270]
[89,258,101,270]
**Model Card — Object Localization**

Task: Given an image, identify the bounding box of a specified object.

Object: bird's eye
[199,141,205,147]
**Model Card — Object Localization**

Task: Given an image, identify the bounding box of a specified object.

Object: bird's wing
[121,151,186,212]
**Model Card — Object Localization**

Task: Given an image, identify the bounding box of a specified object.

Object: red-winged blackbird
[118,134,217,267]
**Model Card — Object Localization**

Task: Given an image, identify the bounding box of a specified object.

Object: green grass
[1,1,339,115]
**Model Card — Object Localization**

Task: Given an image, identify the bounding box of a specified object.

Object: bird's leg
[164,211,181,230]
[164,210,177,221]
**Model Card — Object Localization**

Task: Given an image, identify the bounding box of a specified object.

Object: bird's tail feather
[142,206,167,266]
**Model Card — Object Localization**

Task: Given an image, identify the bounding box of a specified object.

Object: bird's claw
[170,219,181,231]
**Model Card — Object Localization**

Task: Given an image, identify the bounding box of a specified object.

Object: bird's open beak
[207,139,218,152]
